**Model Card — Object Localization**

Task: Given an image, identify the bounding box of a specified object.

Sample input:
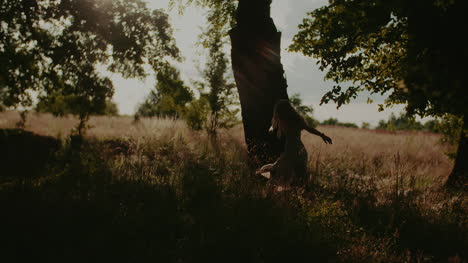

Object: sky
[110,0,408,126]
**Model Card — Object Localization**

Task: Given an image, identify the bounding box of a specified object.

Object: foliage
[169,0,236,27]
[185,7,239,135]
[375,113,463,144]
[421,115,464,160]
[361,122,371,129]
[290,0,467,119]
[36,95,119,116]
[322,118,358,128]
[289,93,319,128]
[136,64,192,118]
[434,114,464,147]
[0,0,179,123]
[376,113,424,132]
[102,100,119,116]
[184,97,209,131]
[290,0,467,186]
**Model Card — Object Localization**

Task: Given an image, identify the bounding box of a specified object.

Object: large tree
[1,0,179,132]
[173,0,289,166]
[289,0,467,187]
[230,0,289,166]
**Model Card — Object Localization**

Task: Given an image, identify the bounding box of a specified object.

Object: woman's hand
[321,134,333,144]
[256,163,274,174]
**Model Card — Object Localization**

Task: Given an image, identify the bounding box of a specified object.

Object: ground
[0,111,466,263]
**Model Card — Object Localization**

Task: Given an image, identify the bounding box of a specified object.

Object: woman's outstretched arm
[302,120,333,144]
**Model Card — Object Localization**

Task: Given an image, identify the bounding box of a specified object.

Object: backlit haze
[109,0,407,126]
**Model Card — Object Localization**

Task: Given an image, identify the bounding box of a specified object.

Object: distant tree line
[36,98,119,117]
[321,118,359,129]
[375,112,464,143]
[377,113,462,150]
[376,113,437,132]
[318,113,462,142]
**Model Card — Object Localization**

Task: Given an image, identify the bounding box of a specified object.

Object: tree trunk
[229,0,288,167]
[446,115,467,189]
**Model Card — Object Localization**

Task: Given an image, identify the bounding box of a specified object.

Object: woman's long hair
[272,99,304,137]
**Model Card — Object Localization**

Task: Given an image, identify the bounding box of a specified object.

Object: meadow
[0,111,466,262]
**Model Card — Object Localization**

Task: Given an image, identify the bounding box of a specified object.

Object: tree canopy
[290,0,467,187]
[290,0,467,118]
[0,0,179,118]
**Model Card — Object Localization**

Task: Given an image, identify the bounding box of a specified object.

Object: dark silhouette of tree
[1,0,179,134]
[136,64,192,118]
[290,0,467,187]
[230,0,289,166]
[172,0,289,166]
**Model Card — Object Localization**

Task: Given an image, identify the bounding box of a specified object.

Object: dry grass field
[0,110,453,188]
[0,111,466,263]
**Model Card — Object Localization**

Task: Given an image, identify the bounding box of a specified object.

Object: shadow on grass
[1,133,339,263]
[309,172,467,262]
[0,129,61,180]
[1,130,465,262]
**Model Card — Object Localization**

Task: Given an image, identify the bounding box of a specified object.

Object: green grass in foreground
[0,129,466,263]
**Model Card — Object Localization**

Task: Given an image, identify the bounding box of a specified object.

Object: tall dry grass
[303,126,453,190]
[0,111,188,138]
[1,111,453,187]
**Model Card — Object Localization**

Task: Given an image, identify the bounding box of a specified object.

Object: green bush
[184,98,210,131]
[136,64,193,118]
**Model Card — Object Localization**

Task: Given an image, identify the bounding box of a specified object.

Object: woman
[256,99,332,185]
